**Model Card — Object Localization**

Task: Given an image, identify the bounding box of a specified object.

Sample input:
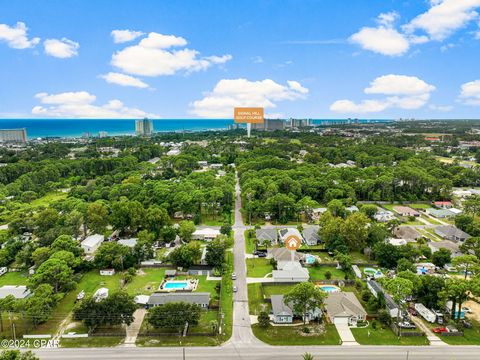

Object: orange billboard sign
[234,107,264,124]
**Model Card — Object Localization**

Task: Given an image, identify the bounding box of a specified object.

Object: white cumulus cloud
[101,72,150,88]
[404,0,480,41]
[43,38,79,58]
[32,91,159,118]
[111,29,144,43]
[330,74,435,114]
[0,22,40,49]
[459,80,480,105]
[350,13,410,56]
[110,32,232,77]
[190,78,309,118]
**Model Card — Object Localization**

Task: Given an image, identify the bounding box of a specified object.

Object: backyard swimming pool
[363,267,384,279]
[160,279,198,291]
[305,254,316,264]
[317,285,341,293]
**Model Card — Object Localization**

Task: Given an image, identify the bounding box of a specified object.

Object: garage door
[334,316,349,325]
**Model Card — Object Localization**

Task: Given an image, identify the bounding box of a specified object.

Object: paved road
[34,344,480,359]
[228,173,261,345]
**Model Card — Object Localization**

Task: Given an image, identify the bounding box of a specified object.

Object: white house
[387,238,408,246]
[272,261,309,283]
[192,228,221,241]
[117,238,138,248]
[100,269,115,276]
[81,234,104,254]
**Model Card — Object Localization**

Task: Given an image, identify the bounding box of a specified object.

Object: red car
[432,327,447,333]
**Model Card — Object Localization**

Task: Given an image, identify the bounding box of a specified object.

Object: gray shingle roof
[435,225,470,241]
[271,295,293,317]
[147,292,210,306]
[324,292,367,318]
[256,228,278,242]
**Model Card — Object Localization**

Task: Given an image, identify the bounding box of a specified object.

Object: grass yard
[244,230,256,254]
[351,324,429,345]
[246,258,273,278]
[262,283,296,297]
[308,266,345,281]
[0,271,29,286]
[248,283,267,315]
[439,321,480,345]
[252,323,341,345]
[60,336,124,348]
[125,268,170,296]
[136,335,219,347]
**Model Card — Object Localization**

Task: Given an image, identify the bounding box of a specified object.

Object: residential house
[192,228,221,241]
[426,208,455,219]
[272,262,309,283]
[434,201,453,209]
[302,226,321,246]
[278,228,304,244]
[374,209,396,222]
[428,240,462,258]
[81,234,104,254]
[387,238,408,246]
[255,228,278,246]
[268,248,303,264]
[117,238,138,248]
[311,207,328,221]
[393,206,420,217]
[324,292,367,326]
[271,294,322,324]
[0,285,31,299]
[147,292,210,308]
[367,280,402,318]
[188,265,213,276]
[393,226,422,241]
[434,225,470,242]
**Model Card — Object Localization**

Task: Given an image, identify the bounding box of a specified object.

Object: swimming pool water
[319,285,340,292]
[163,281,188,290]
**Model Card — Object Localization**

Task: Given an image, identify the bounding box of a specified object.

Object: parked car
[432,327,448,333]
[446,326,459,333]
[233,286,238,292]
[407,307,417,316]
[257,252,267,258]
[231,273,237,280]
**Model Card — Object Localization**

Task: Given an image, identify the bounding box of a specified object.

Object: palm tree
[302,353,315,360]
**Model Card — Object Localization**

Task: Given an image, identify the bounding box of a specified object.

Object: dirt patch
[136,269,146,276]
[464,299,480,322]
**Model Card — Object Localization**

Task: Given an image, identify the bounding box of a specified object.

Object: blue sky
[1,0,480,119]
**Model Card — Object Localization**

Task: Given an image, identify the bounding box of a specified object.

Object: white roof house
[272,262,309,283]
[387,238,408,246]
[0,285,31,299]
[117,238,138,248]
[192,228,221,241]
[278,228,304,244]
[81,234,104,254]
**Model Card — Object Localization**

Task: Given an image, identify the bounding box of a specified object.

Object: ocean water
[0,119,392,139]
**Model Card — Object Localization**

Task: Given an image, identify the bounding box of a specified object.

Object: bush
[378,309,391,327]
[258,311,270,328]
[355,279,363,291]
[371,320,377,330]
[361,290,371,302]
[325,270,332,280]
[302,326,310,334]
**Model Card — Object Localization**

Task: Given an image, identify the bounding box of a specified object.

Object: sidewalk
[124,308,146,347]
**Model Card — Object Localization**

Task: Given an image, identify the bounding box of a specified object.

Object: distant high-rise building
[288,118,312,128]
[252,119,285,131]
[98,131,108,138]
[135,118,154,136]
[0,128,27,143]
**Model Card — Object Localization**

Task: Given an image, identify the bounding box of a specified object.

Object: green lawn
[136,335,219,347]
[252,323,341,345]
[0,272,29,286]
[245,230,256,254]
[439,321,480,345]
[351,324,429,345]
[308,266,345,281]
[248,283,267,315]
[60,336,124,348]
[262,284,296,297]
[125,268,169,296]
[246,258,273,277]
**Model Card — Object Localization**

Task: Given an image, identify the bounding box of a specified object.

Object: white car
[233,286,238,292]
[231,273,237,280]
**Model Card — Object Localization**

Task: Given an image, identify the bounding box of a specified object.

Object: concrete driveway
[335,323,359,346]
